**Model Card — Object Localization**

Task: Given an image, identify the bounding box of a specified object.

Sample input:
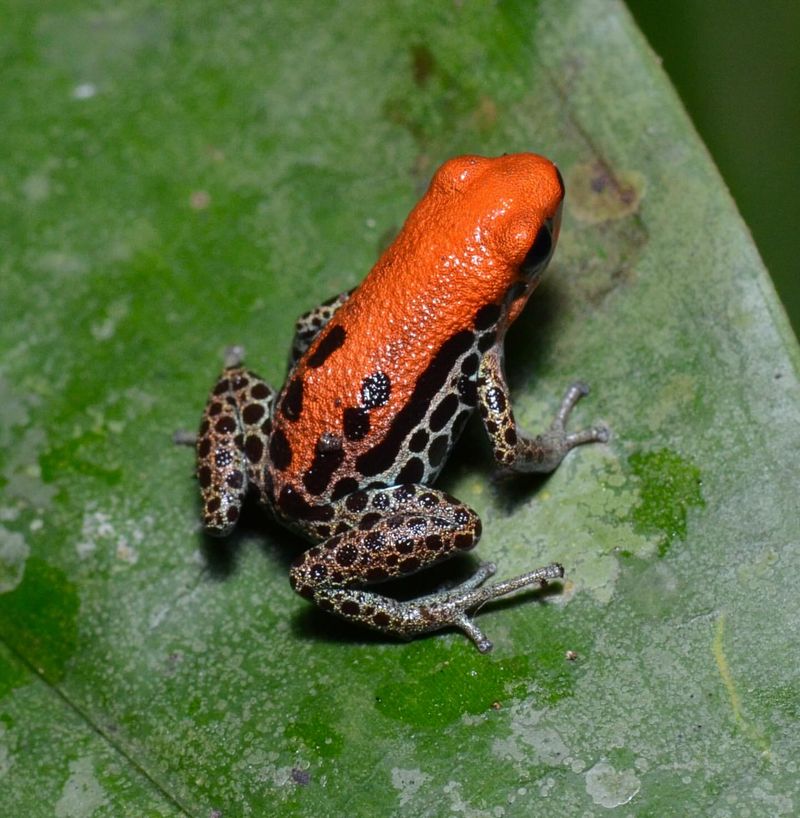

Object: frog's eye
[520,221,553,278]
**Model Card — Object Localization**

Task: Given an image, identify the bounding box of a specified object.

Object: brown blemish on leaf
[189,190,211,210]
[411,44,436,87]
[566,161,646,224]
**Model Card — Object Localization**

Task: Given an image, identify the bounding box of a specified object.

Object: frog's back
[268,153,564,506]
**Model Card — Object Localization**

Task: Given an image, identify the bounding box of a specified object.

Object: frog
[192,153,608,653]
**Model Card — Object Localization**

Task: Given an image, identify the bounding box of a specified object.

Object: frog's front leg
[289,485,563,652]
[196,349,275,535]
[288,289,353,369]
[478,348,609,473]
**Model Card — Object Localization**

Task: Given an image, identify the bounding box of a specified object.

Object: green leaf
[2,0,799,814]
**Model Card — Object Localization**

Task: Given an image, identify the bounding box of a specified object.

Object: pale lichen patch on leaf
[54,756,108,818]
[584,759,641,808]
[0,527,29,594]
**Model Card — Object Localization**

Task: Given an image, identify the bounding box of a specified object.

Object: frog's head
[429,152,564,283]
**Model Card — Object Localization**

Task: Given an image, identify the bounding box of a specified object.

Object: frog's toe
[593,424,611,443]
[223,345,246,368]
[173,429,197,446]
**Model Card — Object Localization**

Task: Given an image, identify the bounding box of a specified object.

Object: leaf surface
[2,1,799,814]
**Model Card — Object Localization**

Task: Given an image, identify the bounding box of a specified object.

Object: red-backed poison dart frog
[193,153,608,652]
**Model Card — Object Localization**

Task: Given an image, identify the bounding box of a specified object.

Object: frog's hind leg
[196,349,275,536]
[324,562,564,653]
[288,484,563,652]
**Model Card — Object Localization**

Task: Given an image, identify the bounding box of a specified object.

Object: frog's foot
[312,562,564,653]
[551,381,610,448]
[478,348,609,474]
[511,381,609,472]
[447,562,564,651]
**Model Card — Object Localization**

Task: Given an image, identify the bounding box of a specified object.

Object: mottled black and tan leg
[315,562,564,652]
[196,348,275,535]
[288,289,353,368]
[289,484,564,652]
[477,348,609,473]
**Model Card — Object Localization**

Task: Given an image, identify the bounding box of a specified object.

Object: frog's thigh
[197,365,275,535]
[289,485,481,596]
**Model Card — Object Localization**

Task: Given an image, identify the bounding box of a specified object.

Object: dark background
[627,1,800,339]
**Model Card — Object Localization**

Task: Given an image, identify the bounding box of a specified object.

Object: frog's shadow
[505,271,563,386]
[197,497,294,580]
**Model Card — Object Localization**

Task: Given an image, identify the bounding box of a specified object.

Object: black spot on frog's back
[269,427,293,470]
[277,484,334,522]
[360,371,391,409]
[343,407,370,441]
[306,324,346,368]
[473,303,501,331]
[355,330,475,477]
[281,377,304,420]
[303,435,345,496]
